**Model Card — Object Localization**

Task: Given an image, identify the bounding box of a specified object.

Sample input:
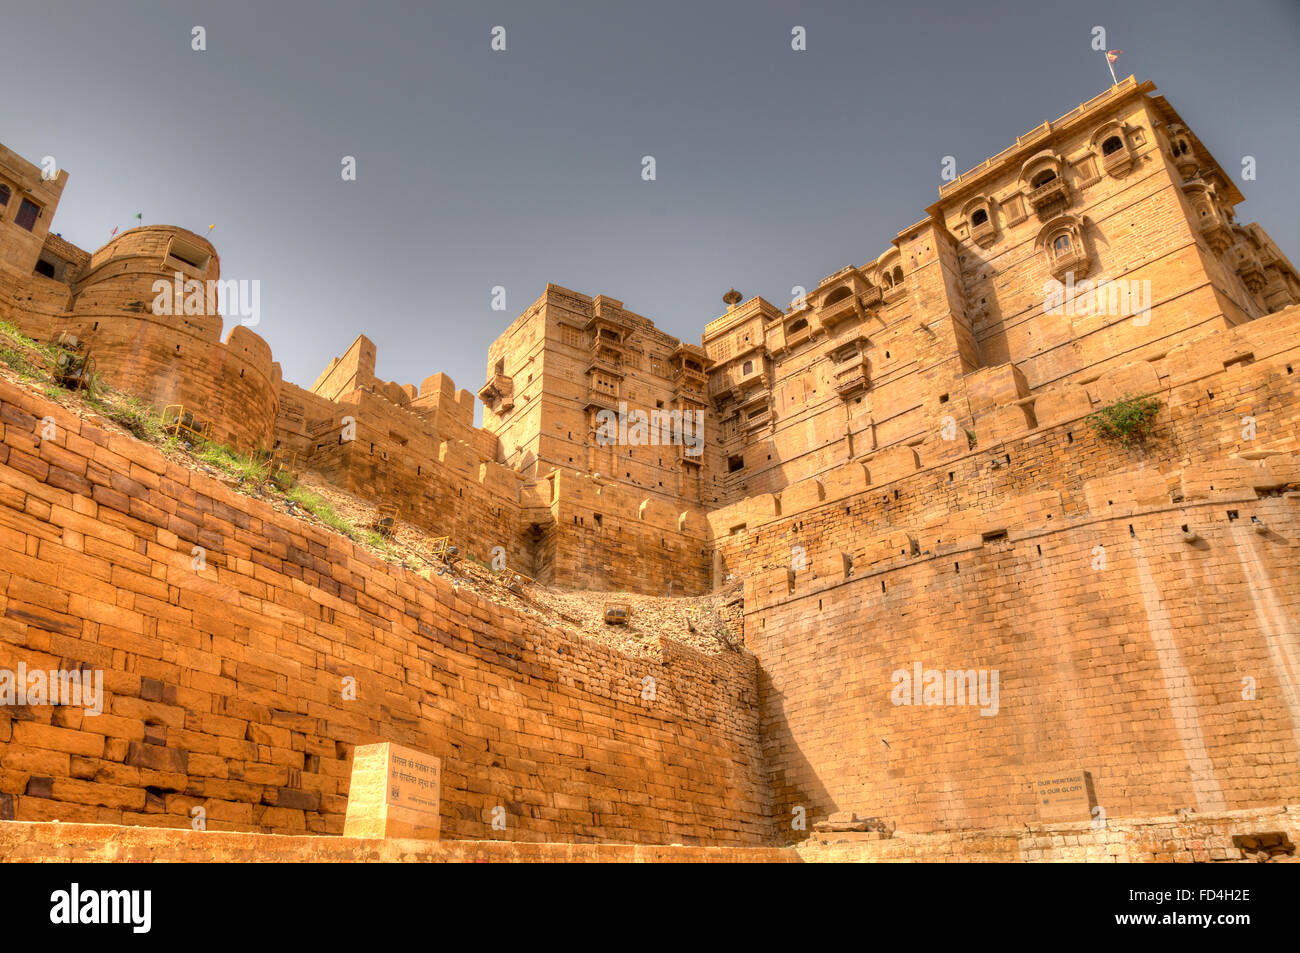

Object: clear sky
[5,0,1298,421]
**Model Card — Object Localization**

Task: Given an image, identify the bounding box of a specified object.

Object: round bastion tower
[62,225,280,452]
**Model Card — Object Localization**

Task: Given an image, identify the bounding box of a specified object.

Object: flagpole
[1106,53,1118,86]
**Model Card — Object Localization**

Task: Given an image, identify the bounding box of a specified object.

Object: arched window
[1101,135,1124,156]
[742,360,754,375]
[892,266,904,285]
[881,273,893,289]
[970,208,989,227]
[823,286,852,308]
[788,318,808,334]
[1052,234,1071,254]
[0,184,9,207]
[1031,170,1057,189]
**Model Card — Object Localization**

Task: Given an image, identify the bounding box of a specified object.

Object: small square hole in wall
[939,393,949,403]
[1227,510,1239,521]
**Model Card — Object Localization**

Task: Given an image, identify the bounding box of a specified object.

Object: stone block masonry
[2,76,1300,854]
[0,378,769,843]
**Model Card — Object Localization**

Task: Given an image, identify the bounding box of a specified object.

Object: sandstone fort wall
[0,378,769,842]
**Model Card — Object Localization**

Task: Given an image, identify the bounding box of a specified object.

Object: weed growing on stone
[1087,393,1161,446]
[195,443,269,485]
[287,485,375,544]
[99,395,168,442]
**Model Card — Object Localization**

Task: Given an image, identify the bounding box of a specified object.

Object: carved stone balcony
[832,351,869,397]
[1198,213,1234,255]
[585,353,624,378]
[1101,147,1133,176]
[821,293,860,330]
[1026,176,1069,217]
[1048,245,1090,283]
[477,374,514,413]
[860,285,883,309]
[743,404,772,432]
[584,386,618,412]
[673,365,708,389]
[1235,252,1268,295]
[969,218,997,247]
[1171,146,1199,180]
[784,322,813,349]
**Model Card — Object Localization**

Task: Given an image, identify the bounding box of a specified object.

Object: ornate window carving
[1001,193,1027,226]
[1091,121,1135,177]
[1165,123,1199,179]
[1037,214,1090,282]
[876,253,905,297]
[963,196,996,247]
[1229,232,1268,296]
[1020,151,1070,220]
[1182,179,1233,254]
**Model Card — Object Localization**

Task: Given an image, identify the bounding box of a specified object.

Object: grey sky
[5,0,1298,421]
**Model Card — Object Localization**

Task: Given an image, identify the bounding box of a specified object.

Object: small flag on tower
[1104,49,1122,84]
[110,226,118,236]
[208,224,216,233]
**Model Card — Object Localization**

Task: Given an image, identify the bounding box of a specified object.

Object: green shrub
[0,344,37,379]
[1087,394,1161,446]
[104,396,166,442]
[287,486,358,538]
[196,443,269,485]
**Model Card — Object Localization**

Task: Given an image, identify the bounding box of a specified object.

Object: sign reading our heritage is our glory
[388,745,440,813]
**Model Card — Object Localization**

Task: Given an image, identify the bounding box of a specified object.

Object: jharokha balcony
[820,292,860,329]
[1235,252,1268,295]
[1026,175,1069,216]
[478,373,514,412]
[1198,212,1235,255]
[832,352,869,397]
